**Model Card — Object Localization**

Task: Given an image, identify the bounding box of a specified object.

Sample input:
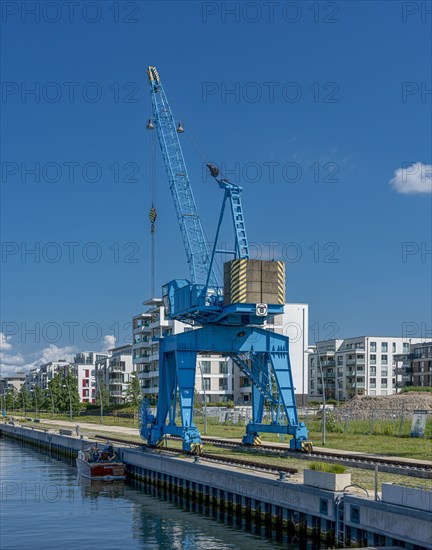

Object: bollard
[76,425,80,436]
[194,456,201,464]
[278,471,287,481]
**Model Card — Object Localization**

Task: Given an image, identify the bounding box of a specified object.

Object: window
[350,506,360,523]
[201,361,211,374]
[403,342,409,353]
[370,378,376,388]
[381,379,387,388]
[337,356,343,365]
[219,361,228,374]
[337,368,343,376]
[202,378,211,391]
[392,342,396,353]
[370,354,376,365]
[370,342,376,352]
[381,355,388,365]
[381,342,388,353]
[320,499,328,515]
[219,379,228,391]
[310,380,315,389]
[85,369,89,378]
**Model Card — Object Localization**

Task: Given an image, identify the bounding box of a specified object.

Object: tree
[61,371,81,415]
[5,388,18,411]
[96,379,111,408]
[125,372,141,406]
[19,386,32,413]
[30,385,44,415]
[49,372,65,413]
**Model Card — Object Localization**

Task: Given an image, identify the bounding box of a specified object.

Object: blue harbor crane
[140,66,312,453]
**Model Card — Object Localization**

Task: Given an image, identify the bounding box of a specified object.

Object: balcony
[109,365,125,372]
[395,367,413,375]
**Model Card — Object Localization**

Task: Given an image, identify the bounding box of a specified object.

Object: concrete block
[304,470,351,492]
[246,282,262,293]
[262,272,279,283]
[244,292,261,303]
[261,293,278,303]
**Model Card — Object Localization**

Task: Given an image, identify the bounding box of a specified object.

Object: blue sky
[1,0,431,373]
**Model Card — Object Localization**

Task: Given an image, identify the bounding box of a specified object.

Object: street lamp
[96,364,103,424]
[48,388,55,418]
[306,346,326,446]
[62,382,73,421]
[30,388,38,419]
[22,389,26,417]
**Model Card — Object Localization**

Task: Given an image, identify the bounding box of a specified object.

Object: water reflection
[2,438,317,549]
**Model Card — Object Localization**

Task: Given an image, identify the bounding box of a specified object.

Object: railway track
[94,435,298,476]
[94,434,431,479]
[198,436,432,477]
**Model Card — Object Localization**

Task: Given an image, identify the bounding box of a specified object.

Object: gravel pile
[334,392,432,420]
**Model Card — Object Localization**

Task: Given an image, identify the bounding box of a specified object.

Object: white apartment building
[72,351,110,404]
[95,344,133,405]
[134,299,308,405]
[37,360,70,390]
[308,336,425,401]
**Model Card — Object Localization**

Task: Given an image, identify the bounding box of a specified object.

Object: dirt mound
[334,392,432,420]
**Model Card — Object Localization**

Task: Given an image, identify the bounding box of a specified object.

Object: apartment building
[395,341,432,389]
[308,336,425,401]
[0,371,26,394]
[134,299,309,405]
[36,360,70,390]
[72,351,110,404]
[95,344,133,405]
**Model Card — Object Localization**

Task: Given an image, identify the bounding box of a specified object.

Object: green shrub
[309,461,347,474]
[325,414,344,433]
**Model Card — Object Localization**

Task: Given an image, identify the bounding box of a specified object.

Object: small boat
[76,444,126,481]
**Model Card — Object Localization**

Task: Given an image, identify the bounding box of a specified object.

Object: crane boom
[147,66,218,287]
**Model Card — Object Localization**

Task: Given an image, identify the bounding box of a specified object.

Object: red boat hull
[76,458,126,480]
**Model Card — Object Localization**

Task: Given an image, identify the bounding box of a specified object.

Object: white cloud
[34,344,76,365]
[0,353,25,365]
[390,162,432,194]
[101,334,116,352]
[0,332,12,351]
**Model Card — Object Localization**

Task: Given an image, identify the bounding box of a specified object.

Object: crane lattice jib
[147,66,218,288]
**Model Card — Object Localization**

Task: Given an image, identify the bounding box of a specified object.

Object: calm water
[0,438,296,550]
